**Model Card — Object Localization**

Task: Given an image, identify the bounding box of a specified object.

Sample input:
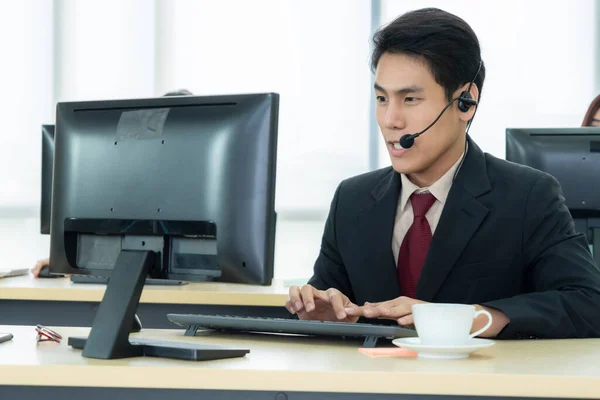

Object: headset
[398,60,482,149]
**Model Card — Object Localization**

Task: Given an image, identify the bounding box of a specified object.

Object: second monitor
[506,127,600,265]
[40,124,54,235]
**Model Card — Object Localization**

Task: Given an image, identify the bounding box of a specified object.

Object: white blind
[0,0,53,208]
[156,0,372,212]
[54,0,156,103]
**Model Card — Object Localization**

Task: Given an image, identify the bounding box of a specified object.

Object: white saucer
[392,337,495,359]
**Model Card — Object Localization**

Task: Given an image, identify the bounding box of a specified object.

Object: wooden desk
[0,325,599,399]
[0,276,290,328]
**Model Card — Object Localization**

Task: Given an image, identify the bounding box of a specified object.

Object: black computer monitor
[40,125,54,235]
[48,93,279,360]
[506,127,600,266]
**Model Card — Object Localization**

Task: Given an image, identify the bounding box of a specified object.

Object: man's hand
[344,295,510,338]
[345,296,426,325]
[286,284,359,323]
[31,258,50,277]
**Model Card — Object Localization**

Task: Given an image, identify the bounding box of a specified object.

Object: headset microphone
[398,98,461,149]
[398,134,416,149]
[397,61,482,149]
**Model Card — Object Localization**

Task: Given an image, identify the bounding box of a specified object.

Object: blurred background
[0,0,598,280]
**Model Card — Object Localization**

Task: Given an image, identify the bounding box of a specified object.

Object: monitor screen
[48,93,279,285]
[40,124,55,235]
[505,127,600,244]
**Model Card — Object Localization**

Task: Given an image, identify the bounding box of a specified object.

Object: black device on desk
[506,127,600,266]
[0,333,13,344]
[70,275,187,286]
[48,93,279,361]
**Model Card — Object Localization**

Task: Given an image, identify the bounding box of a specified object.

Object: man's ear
[457,83,479,122]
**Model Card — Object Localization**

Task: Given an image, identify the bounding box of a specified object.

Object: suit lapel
[355,169,402,301]
[416,137,492,302]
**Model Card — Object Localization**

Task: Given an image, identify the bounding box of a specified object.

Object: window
[0,0,374,279]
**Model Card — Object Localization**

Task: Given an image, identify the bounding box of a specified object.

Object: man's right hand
[285,284,359,323]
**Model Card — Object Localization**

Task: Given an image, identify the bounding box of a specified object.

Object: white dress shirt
[392,149,467,266]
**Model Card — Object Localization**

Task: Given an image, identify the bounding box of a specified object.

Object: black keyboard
[167,314,417,347]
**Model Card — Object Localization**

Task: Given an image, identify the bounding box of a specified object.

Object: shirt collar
[399,144,468,211]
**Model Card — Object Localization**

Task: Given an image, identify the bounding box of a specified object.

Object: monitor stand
[68,250,249,361]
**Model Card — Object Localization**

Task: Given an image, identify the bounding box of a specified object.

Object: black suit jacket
[308,137,600,339]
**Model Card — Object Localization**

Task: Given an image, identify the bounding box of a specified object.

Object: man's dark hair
[371,8,485,102]
[163,89,193,96]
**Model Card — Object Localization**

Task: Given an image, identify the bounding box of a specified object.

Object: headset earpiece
[457,91,477,112]
[457,60,482,113]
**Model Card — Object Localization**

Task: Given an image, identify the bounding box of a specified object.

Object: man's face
[374,53,472,176]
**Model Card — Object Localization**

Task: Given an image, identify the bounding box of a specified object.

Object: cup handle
[470,309,493,339]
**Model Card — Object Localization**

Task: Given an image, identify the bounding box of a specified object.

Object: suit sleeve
[483,173,600,339]
[307,181,355,301]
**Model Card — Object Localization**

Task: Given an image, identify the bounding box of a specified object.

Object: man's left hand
[345,297,510,337]
[344,296,426,326]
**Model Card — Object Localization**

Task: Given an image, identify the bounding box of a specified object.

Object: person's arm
[307,181,355,301]
[482,174,600,339]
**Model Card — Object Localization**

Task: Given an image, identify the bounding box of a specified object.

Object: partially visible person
[32,258,50,277]
[163,89,193,96]
[582,94,600,126]
[32,89,194,278]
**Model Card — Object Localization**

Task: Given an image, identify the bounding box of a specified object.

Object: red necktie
[397,192,437,299]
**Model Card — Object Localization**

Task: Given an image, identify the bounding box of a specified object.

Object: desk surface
[0,325,599,398]
[0,275,289,306]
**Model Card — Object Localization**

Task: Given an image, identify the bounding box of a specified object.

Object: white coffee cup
[411,303,493,346]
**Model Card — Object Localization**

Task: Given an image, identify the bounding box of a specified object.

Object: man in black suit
[285,8,600,339]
